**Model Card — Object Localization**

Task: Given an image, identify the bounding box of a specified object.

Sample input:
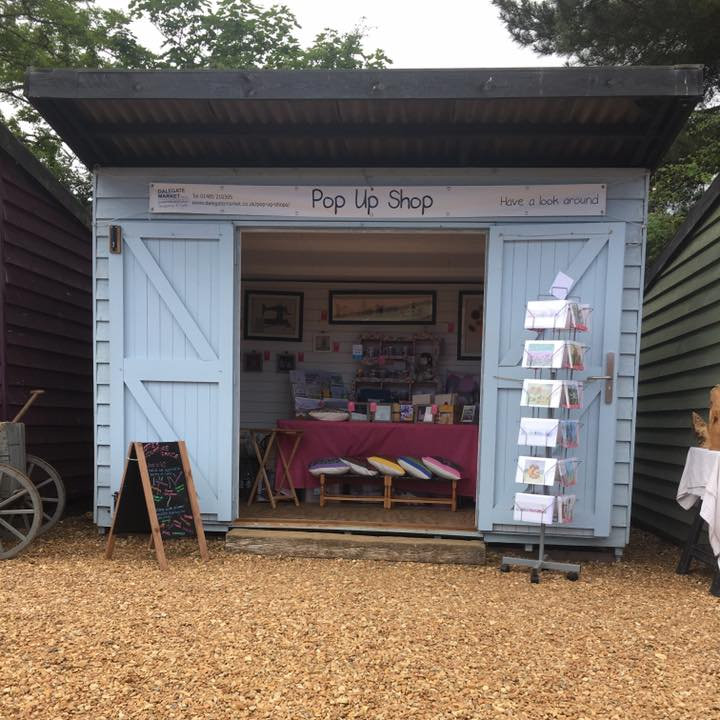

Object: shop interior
[237,230,486,533]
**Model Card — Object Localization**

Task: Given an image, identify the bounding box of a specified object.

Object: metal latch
[586,352,615,404]
[109,225,122,254]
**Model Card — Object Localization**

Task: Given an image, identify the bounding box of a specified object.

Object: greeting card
[513,492,555,524]
[524,300,572,330]
[563,342,585,371]
[521,379,563,408]
[561,381,583,409]
[515,456,557,486]
[522,340,565,369]
[518,417,560,447]
[558,420,580,449]
[556,494,577,524]
[557,458,579,487]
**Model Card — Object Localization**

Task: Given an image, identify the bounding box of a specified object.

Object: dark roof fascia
[0,123,90,229]
[25,65,704,101]
[645,173,720,290]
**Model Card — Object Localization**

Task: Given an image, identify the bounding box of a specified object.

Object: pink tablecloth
[276,419,478,497]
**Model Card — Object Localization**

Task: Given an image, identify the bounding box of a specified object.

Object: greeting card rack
[500,297,589,584]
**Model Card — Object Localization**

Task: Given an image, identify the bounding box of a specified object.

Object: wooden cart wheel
[26,455,65,534]
[0,463,42,559]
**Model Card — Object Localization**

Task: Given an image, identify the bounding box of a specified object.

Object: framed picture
[458,291,483,360]
[244,291,303,342]
[314,334,331,352]
[329,290,436,325]
[243,351,263,372]
[276,352,296,373]
[399,403,415,422]
[414,405,435,423]
[373,404,393,422]
[460,405,477,423]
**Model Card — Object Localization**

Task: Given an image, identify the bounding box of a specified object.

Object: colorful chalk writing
[142,441,195,538]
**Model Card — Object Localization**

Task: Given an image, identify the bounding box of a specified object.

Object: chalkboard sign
[105,441,209,569]
[143,441,195,538]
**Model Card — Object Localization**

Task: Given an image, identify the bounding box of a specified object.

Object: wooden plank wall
[240,280,483,428]
[633,199,720,543]
[94,167,648,540]
[0,153,93,501]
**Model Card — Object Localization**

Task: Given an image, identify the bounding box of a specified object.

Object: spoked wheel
[0,464,42,559]
[26,455,65,534]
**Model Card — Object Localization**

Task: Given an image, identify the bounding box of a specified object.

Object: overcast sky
[118,0,565,68]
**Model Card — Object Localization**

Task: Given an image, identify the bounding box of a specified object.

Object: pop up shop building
[26,66,702,554]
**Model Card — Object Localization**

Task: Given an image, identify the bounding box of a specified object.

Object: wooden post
[179,440,209,561]
[104,444,133,562]
[135,442,169,570]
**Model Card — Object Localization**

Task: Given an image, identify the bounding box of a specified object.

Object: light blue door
[109,222,235,522]
[478,222,625,537]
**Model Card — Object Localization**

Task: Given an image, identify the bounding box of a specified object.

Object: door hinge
[109,225,122,254]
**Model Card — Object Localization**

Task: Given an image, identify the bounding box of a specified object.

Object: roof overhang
[24,66,703,169]
[0,122,90,227]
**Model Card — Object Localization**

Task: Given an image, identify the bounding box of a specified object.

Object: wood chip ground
[1,516,719,720]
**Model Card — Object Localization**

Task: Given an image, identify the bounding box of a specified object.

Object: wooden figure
[692,385,720,450]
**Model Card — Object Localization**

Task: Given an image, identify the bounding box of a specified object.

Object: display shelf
[352,332,441,401]
[501,295,588,583]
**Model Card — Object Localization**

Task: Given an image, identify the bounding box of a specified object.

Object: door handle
[586,353,614,404]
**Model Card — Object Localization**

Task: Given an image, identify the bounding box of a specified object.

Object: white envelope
[513,492,554,524]
[518,417,559,447]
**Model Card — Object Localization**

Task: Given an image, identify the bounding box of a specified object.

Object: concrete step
[226,528,485,565]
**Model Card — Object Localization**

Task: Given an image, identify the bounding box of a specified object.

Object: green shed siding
[633,197,720,542]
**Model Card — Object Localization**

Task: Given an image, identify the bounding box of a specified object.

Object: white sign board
[149,183,606,219]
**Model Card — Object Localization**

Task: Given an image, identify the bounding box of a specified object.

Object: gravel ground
[1,517,719,720]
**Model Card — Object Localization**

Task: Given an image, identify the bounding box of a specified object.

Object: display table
[677,447,720,571]
[276,419,478,497]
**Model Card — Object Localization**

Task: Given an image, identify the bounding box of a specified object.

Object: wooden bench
[319,473,391,509]
[388,476,458,512]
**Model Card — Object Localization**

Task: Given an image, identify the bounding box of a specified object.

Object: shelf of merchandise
[352,332,441,400]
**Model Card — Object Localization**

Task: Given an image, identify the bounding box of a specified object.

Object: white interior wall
[238,230,485,427]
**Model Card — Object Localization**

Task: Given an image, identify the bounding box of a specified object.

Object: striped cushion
[397,456,433,480]
[421,456,462,480]
[367,456,405,477]
[340,457,378,476]
[308,457,349,476]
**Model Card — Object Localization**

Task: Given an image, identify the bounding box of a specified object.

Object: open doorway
[236,229,486,535]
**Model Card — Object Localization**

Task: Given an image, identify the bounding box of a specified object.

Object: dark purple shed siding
[0,152,92,502]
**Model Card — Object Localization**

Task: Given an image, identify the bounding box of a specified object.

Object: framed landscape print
[244,291,303,342]
[457,291,484,360]
[329,290,436,325]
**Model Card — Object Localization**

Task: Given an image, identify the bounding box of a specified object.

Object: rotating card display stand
[500,297,590,584]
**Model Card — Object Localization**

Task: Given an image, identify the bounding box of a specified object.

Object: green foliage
[494,0,720,266]
[492,0,720,97]
[647,108,720,266]
[1,0,390,203]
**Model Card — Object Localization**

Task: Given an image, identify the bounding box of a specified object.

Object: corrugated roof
[24,67,703,170]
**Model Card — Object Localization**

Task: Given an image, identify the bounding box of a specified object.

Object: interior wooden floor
[233,500,477,534]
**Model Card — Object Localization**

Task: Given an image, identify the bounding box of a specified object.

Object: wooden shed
[0,123,93,503]
[633,174,720,542]
[25,66,702,555]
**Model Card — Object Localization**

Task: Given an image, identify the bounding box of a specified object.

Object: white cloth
[677,447,720,569]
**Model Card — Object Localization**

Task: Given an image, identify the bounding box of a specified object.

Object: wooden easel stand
[105,441,209,570]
